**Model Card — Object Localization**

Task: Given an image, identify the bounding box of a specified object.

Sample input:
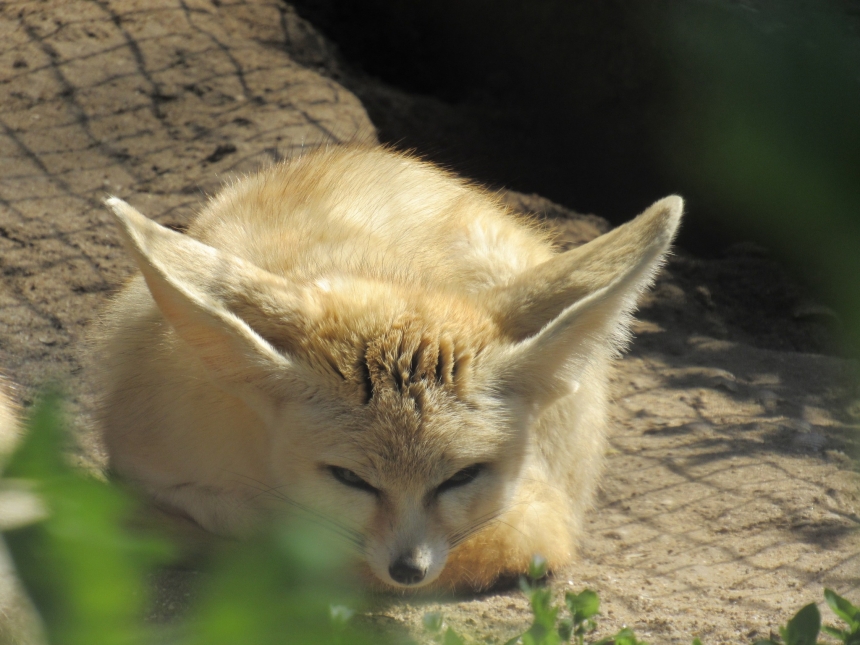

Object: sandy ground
[0,1,857,643]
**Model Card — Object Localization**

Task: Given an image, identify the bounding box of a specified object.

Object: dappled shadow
[566,297,860,638]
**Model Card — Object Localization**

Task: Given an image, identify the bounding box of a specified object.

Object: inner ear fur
[105,197,305,398]
[487,195,683,341]
[487,196,683,406]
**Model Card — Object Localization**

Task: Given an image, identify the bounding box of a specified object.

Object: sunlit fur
[97,146,682,591]
[0,377,18,457]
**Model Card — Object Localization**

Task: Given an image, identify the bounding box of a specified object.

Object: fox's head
[105,192,681,589]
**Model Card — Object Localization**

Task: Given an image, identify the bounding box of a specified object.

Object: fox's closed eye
[436,464,485,495]
[328,466,378,494]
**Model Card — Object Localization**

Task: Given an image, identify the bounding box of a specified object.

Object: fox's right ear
[484,196,683,409]
[105,198,309,423]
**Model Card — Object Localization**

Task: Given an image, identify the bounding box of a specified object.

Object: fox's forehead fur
[346,318,507,476]
[273,287,514,485]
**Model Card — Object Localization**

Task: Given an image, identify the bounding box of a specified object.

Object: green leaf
[444,626,466,645]
[522,622,560,645]
[557,618,572,642]
[692,639,703,645]
[519,585,561,645]
[614,627,647,645]
[186,517,371,645]
[530,587,558,626]
[529,554,549,581]
[825,589,860,630]
[3,393,173,645]
[2,392,66,480]
[520,576,535,595]
[779,603,821,645]
[823,625,849,639]
[566,589,600,621]
[423,612,444,633]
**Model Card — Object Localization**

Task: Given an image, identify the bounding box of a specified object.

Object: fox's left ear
[485,196,683,407]
[104,197,311,425]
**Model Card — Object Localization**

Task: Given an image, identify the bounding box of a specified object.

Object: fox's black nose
[389,555,427,585]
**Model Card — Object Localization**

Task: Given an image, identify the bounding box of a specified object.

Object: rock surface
[0,0,373,401]
[0,2,857,644]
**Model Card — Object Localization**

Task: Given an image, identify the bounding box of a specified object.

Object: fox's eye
[328,466,378,494]
[436,464,484,495]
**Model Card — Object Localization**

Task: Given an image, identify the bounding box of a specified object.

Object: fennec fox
[99,146,682,591]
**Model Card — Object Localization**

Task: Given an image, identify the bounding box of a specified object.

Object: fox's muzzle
[389,555,427,585]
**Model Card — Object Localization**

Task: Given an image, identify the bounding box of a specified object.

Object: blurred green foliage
[3,392,171,645]
[1,395,377,645]
[432,555,860,644]
[662,1,860,352]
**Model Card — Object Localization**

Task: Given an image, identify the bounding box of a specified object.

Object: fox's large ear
[105,197,306,422]
[487,196,682,407]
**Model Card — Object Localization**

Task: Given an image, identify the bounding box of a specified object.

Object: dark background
[292,0,860,352]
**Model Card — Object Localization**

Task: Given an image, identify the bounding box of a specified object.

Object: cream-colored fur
[0,378,19,459]
[98,146,682,591]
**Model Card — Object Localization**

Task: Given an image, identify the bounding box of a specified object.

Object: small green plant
[424,556,860,645]
[822,588,860,644]
[754,589,860,645]
[505,555,647,645]
[420,555,648,645]
[754,602,821,645]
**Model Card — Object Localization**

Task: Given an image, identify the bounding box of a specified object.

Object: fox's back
[189,147,553,295]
